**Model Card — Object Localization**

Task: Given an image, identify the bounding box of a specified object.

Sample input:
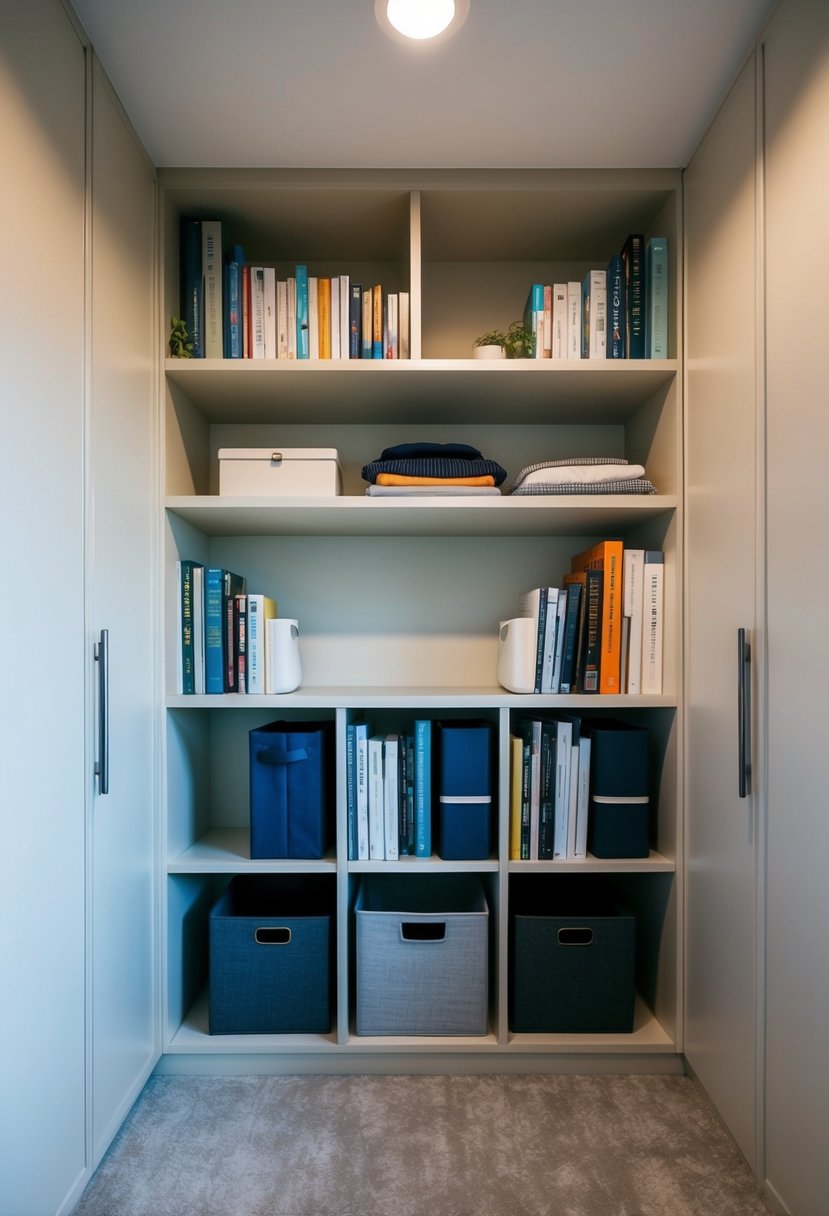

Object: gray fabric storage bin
[355,875,488,1036]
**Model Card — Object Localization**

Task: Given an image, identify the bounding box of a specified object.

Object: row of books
[346,719,432,861]
[518,541,664,696]
[180,218,409,360]
[523,234,668,360]
[176,560,280,695]
[510,715,651,861]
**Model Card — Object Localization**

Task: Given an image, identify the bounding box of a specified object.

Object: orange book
[569,539,624,694]
[372,283,383,357]
[318,277,332,359]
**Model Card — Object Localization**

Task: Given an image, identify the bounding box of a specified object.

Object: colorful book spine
[570,539,624,694]
[566,281,581,359]
[621,233,645,358]
[371,284,383,358]
[223,245,244,359]
[509,734,523,861]
[204,568,225,694]
[179,218,203,358]
[201,220,223,358]
[645,236,669,358]
[524,282,545,359]
[606,253,626,359]
[295,264,310,358]
[361,288,373,358]
[349,282,362,358]
[346,722,357,860]
[355,720,372,860]
[177,559,203,695]
[414,718,432,858]
[580,567,604,694]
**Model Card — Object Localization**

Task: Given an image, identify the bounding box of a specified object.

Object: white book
[339,274,350,356]
[552,717,572,859]
[586,268,607,358]
[249,267,266,359]
[276,279,289,359]
[383,734,400,861]
[623,548,646,694]
[287,277,297,358]
[566,281,582,359]
[552,283,567,359]
[248,593,277,694]
[641,550,664,694]
[355,722,371,860]
[192,564,204,694]
[308,276,319,359]
[330,275,341,359]
[517,586,546,693]
[549,589,569,694]
[399,290,410,359]
[573,735,591,858]
[263,268,277,360]
[539,587,560,693]
[201,219,223,357]
[368,735,385,859]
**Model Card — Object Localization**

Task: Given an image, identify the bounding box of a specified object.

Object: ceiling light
[376,0,469,43]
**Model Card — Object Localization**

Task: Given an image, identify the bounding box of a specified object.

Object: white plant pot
[472,344,506,359]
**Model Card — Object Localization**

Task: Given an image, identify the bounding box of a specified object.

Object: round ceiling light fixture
[376,0,469,43]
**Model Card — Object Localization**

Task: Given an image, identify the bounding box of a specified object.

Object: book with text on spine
[247,593,277,694]
[606,253,626,359]
[223,244,244,359]
[623,548,645,694]
[368,735,385,859]
[621,233,645,358]
[383,734,400,861]
[177,559,204,695]
[645,236,669,358]
[414,719,432,858]
[295,264,309,358]
[179,218,203,358]
[641,550,664,694]
[582,269,607,358]
[524,282,545,359]
[201,219,223,358]
[570,539,623,694]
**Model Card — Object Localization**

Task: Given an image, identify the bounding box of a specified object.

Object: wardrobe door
[683,55,762,1171]
[88,56,159,1168]
[0,4,87,1214]
[763,1,829,1211]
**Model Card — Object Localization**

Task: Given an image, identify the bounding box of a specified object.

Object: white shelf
[168,829,337,874]
[166,688,679,710]
[165,358,678,424]
[508,852,676,874]
[166,493,677,538]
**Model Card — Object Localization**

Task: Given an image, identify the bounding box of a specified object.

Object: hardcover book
[179,218,203,358]
[621,233,645,358]
[570,539,624,694]
[606,253,626,359]
[295,264,310,358]
[414,718,432,858]
[641,549,664,694]
[177,559,203,695]
[223,244,244,359]
[201,219,223,358]
[645,236,669,358]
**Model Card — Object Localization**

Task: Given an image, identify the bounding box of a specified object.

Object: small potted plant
[472,329,507,359]
[169,315,194,358]
[472,321,536,360]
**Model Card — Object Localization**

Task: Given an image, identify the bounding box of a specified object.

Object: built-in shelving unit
[159,168,683,1074]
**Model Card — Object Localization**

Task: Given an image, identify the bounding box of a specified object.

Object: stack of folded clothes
[508,456,656,495]
[362,441,507,496]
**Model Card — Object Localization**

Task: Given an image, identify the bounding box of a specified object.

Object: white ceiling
[71,0,776,170]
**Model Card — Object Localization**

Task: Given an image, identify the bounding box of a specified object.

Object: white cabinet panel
[683,54,762,1172]
[763,1,829,1211]
[88,58,159,1166]
[0,4,87,1214]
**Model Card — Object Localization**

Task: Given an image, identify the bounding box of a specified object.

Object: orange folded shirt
[375,473,496,487]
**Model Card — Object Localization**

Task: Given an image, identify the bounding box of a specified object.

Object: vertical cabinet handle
[94,628,109,795]
[737,627,751,798]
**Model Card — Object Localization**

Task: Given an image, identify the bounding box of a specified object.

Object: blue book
[414,719,432,858]
[349,282,362,358]
[621,233,645,358]
[179,217,203,358]
[558,579,583,694]
[645,236,669,358]
[523,282,544,358]
[223,245,244,358]
[346,722,357,859]
[606,253,626,359]
[295,264,310,358]
[178,559,203,694]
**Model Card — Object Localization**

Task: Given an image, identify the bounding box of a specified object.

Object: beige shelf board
[165,493,677,538]
[507,851,676,874]
[166,689,678,710]
[165,358,677,424]
[506,997,676,1054]
[167,828,337,874]
[347,856,500,874]
[167,990,340,1053]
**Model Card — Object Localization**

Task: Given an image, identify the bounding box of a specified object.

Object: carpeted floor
[73,1073,774,1216]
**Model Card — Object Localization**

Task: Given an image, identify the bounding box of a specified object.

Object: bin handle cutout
[557,927,594,947]
[256,746,308,766]
[255,927,292,945]
[401,922,446,943]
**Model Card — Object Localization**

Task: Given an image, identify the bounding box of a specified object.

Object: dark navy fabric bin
[249,719,334,859]
[509,878,636,1033]
[209,875,333,1034]
[435,720,494,861]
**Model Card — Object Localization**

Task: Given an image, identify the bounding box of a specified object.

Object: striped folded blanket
[509,456,655,495]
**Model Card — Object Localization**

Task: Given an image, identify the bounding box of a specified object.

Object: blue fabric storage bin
[435,720,494,860]
[209,875,333,1034]
[249,719,334,859]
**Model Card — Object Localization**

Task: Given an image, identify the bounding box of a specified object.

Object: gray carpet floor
[73,1073,774,1216]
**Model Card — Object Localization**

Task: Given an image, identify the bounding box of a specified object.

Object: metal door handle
[737,627,751,798]
[94,628,109,795]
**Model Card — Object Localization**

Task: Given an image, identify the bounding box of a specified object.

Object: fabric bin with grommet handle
[249,719,335,858]
[509,875,636,1033]
[355,874,489,1036]
[208,874,334,1034]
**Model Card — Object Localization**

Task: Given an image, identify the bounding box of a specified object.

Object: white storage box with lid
[218,448,342,496]
[355,874,489,1036]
